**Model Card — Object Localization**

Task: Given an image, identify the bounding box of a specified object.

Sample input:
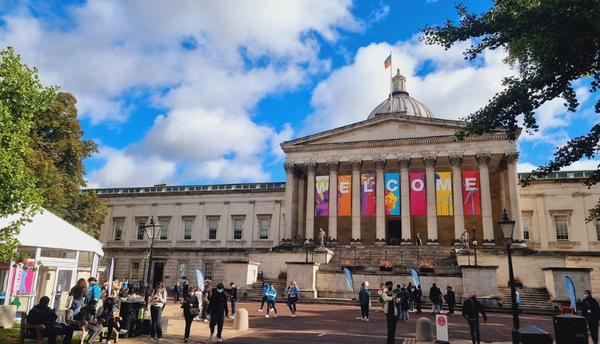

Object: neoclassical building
[92,71,600,298]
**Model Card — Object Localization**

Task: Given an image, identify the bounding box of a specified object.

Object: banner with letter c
[410,172,426,215]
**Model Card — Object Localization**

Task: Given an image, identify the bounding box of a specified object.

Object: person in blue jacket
[265,285,278,318]
[87,277,101,304]
[287,281,299,317]
[258,281,270,312]
[358,282,371,321]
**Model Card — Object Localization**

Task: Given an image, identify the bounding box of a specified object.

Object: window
[554,215,569,241]
[522,217,530,241]
[178,262,188,280]
[113,219,123,241]
[131,262,140,279]
[259,217,270,240]
[183,219,193,240]
[204,262,213,281]
[208,217,219,240]
[596,219,600,241]
[233,218,244,240]
[159,218,170,240]
[136,221,146,240]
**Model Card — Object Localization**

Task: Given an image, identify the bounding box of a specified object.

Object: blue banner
[566,276,577,312]
[385,173,400,215]
[196,269,205,291]
[411,268,420,287]
[343,267,354,292]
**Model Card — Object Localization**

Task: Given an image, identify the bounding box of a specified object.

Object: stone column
[374,158,387,245]
[398,156,412,245]
[476,153,495,245]
[505,152,524,242]
[327,161,340,244]
[424,156,438,245]
[449,155,465,245]
[283,163,296,244]
[305,162,318,242]
[350,159,362,245]
[296,172,306,241]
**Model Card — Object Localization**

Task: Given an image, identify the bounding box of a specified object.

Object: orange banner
[337,175,352,216]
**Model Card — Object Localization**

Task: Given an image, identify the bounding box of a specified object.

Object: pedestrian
[68,278,89,313]
[414,285,422,313]
[87,277,101,304]
[182,279,190,296]
[265,284,278,318]
[201,282,212,322]
[173,281,181,303]
[208,283,228,343]
[358,282,370,321]
[182,286,199,343]
[399,287,410,321]
[27,296,74,344]
[111,277,122,298]
[258,281,270,312]
[444,286,456,315]
[122,278,129,293]
[379,281,399,344]
[96,297,127,344]
[229,282,238,318]
[582,290,600,344]
[462,292,487,344]
[286,281,299,317]
[406,282,414,311]
[149,281,167,340]
[429,283,442,314]
[393,284,402,320]
[74,299,102,344]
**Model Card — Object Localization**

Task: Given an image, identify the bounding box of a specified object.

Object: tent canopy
[0,208,104,257]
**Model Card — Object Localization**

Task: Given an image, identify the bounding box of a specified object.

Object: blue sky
[1,0,598,188]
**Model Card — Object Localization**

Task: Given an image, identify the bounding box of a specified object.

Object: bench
[98,316,122,343]
[65,311,88,344]
[19,313,46,344]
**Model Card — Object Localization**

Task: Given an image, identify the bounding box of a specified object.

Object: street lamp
[142,216,161,308]
[472,225,478,266]
[140,248,150,294]
[497,209,519,344]
[304,239,310,263]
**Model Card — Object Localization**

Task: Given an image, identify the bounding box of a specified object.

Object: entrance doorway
[387,220,401,245]
[152,262,164,288]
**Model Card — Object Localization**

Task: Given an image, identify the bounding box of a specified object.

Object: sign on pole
[435,314,449,343]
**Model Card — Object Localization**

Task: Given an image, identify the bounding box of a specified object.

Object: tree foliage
[28,92,107,237]
[0,47,55,262]
[420,0,600,219]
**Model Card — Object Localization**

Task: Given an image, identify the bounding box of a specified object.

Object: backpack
[26,307,45,325]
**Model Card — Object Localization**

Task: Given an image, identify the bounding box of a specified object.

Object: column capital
[504,152,520,164]
[374,158,387,171]
[475,153,492,166]
[305,162,318,173]
[423,156,437,169]
[293,168,304,179]
[398,156,411,169]
[448,155,464,167]
[327,161,340,172]
[497,159,508,172]
[350,159,363,172]
[284,162,296,174]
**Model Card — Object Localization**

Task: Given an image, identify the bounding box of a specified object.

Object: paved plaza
[115,301,557,344]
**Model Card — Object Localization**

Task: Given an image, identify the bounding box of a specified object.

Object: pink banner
[10,259,35,294]
[462,170,481,215]
[410,172,427,215]
[361,173,376,215]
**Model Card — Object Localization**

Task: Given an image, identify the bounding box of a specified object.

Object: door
[152,263,164,288]
[52,269,73,311]
[387,220,402,245]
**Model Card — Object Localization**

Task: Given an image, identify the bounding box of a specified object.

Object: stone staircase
[498,287,557,315]
[241,280,289,300]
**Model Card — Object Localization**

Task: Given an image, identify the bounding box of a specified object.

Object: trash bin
[119,299,146,337]
[553,314,587,344]
[521,325,553,344]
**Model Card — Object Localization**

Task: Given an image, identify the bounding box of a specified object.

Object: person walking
[28,296,74,344]
[582,290,600,344]
[265,284,278,318]
[358,282,370,321]
[444,286,456,315]
[258,281,270,312]
[399,287,410,321]
[200,283,212,322]
[462,292,487,344]
[379,281,399,344]
[429,283,442,314]
[208,283,228,343]
[182,279,190,297]
[229,282,238,318]
[149,281,167,340]
[68,278,89,313]
[414,285,422,313]
[287,281,299,317]
[182,286,199,343]
[173,281,181,303]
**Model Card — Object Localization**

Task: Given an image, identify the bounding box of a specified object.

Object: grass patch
[0,325,24,344]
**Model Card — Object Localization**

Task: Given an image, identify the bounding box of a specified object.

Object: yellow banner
[436,172,453,215]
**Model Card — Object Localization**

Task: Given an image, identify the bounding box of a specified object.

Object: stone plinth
[222,261,261,287]
[232,308,249,330]
[542,267,593,302]
[286,262,320,298]
[314,248,335,265]
[461,265,499,307]
[415,317,434,343]
[0,305,16,328]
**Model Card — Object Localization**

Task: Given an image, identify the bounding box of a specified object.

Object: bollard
[416,317,434,343]
[232,308,249,331]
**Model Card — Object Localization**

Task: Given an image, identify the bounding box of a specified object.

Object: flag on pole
[566,276,577,312]
[384,54,392,69]
[411,268,421,287]
[196,269,205,291]
[343,267,354,292]
[107,258,114,297]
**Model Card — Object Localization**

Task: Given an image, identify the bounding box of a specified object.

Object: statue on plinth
[416,233,423,246]
[318,228,326,248]
[460,229,469,249]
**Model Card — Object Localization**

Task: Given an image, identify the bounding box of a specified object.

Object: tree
[27,92,107,237]
[0,47,55,263]
[420,0,600,218]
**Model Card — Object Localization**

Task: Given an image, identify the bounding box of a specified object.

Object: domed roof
[368,70,434,120]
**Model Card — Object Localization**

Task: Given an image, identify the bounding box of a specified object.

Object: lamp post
[472,225,478,266]
[141,248,150,294]
[142,216,161,308]
[304,239,310,263]
[498,209,520,344]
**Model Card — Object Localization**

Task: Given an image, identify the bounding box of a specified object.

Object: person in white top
[150,281,167,340]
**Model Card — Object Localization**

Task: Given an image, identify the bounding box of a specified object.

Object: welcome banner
[315,176,329,216]
[410,172,427,215]
[338,175,352,216]
[361,173,376,215]
[436,172,453,215]
[385,173,400,215]
[462,170,481,215]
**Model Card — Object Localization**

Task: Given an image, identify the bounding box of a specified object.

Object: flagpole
[389,50,393,98]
